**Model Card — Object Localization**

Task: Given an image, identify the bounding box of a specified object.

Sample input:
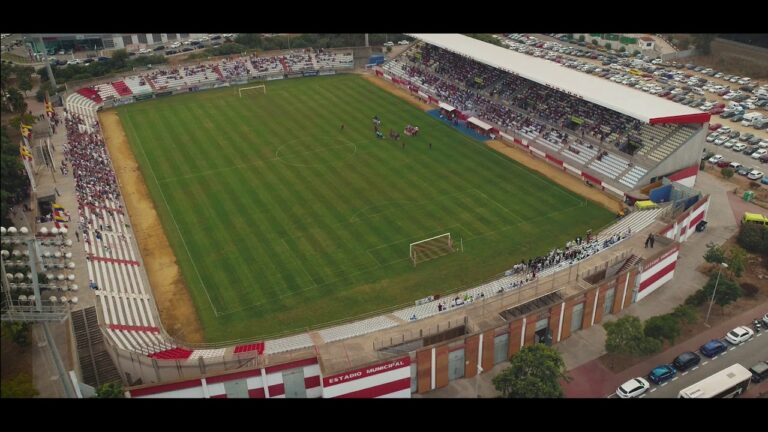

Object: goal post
[238,84,266,97]
[410,233,454,266]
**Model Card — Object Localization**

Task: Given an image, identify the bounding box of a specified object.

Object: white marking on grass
[123,112,220,316]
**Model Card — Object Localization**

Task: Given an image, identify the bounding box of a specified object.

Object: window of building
[571,302,585,332]
[122,35,132,47]
[152,34,162,44]
[166,33,177,41]
[494,333,509,364]
[137,34,147,44]
[448,349,465,381]
[604,287,616,316]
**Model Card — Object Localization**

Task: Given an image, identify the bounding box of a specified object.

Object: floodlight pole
[704,262,728,327]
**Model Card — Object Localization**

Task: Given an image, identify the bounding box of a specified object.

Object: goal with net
[238,84,266,97]
[410,233,456,265]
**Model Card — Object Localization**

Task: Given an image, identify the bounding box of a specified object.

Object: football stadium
[3,33,722,398]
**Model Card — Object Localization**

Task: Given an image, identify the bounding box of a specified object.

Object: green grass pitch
[117,74,614,342]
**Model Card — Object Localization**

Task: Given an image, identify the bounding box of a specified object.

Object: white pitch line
[123,111,219,316]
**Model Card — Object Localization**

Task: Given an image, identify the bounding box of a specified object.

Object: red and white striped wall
[127,357,322,398]
[667,164,699,189]
[636,244,680,302]
[321,357,411,398]
[659,195,710,243]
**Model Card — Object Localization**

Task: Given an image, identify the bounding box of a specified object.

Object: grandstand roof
[407,34,711,125]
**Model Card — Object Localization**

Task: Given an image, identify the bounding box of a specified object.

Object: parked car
[398,40,410,45]
[740,133,754,142]
[708,123,722,131]
[737,166,751,176]
[752,149,768,159]
[760,154,768,164]
[725,326,754,344]
[747,170,764,180]
[672,352,701,371]
[699,339,728,358]
[383,41,394,47]
[750,361,768,383]
[708,154,723,164]
[716,160,732,168]
[616,377,650,398]
[733,143,747,152]
[648,365,676,384]
[729,162,743,170]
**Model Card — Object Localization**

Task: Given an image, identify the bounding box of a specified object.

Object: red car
[710,107,725,115]
[716,159,732,168]
[709,123,722,131]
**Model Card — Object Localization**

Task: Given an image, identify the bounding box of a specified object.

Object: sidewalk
[563,302,767,397]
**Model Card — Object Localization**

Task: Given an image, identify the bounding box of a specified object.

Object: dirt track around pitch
[100,110,205,344]
[360,73,434,111]
[486,140,624,213]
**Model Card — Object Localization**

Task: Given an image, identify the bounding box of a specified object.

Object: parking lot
[497,34,768,145]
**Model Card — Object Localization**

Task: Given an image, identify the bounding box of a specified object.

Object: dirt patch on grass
[485,140,624,213]
[359,73,434,112]
[100,110,205,344]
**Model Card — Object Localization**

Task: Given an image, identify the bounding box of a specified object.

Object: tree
[96,382,124,398]
[492,344,569,398]
[16,73,32,96]
[692,34,716,55]
[677,38,690,50]
[567,34,574,40]
[0,62,12,91]
[720,167,734,178]
[619,46,626,52]
[2,322,31,347]
[726,246,746,277]
[110,49,129,69]
[703,274,743,312]
[5,88,27,113]
[644,314,681,344]
[605,42,612,50]
[1,373,39,398]
[604,315,660,356]
[632,50,641,56]
[0,126,28,224]
[579,35,586,42]
[671,304,697,324]
[737,223,768,255]
[592,39,599,46]
[703,242,726,265]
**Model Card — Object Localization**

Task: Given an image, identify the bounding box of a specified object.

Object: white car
[733,143,747,152]
[170,42,181,48]
[383,41,394,47]
[616,377,650,398]
[747,170,764,180]
[751,149,768,159]
[398,40,410,45]
[726,326,754,344]
[729,162,742,170]
[708,154,723,164]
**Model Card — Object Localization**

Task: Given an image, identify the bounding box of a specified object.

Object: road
[644,331,767,398]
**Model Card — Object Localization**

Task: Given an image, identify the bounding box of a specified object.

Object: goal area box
[410,233,454,265]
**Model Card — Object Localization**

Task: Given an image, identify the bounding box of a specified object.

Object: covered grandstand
[379,34,711,196]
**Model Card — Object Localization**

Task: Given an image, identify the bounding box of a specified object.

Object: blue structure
[368,54,385,66]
